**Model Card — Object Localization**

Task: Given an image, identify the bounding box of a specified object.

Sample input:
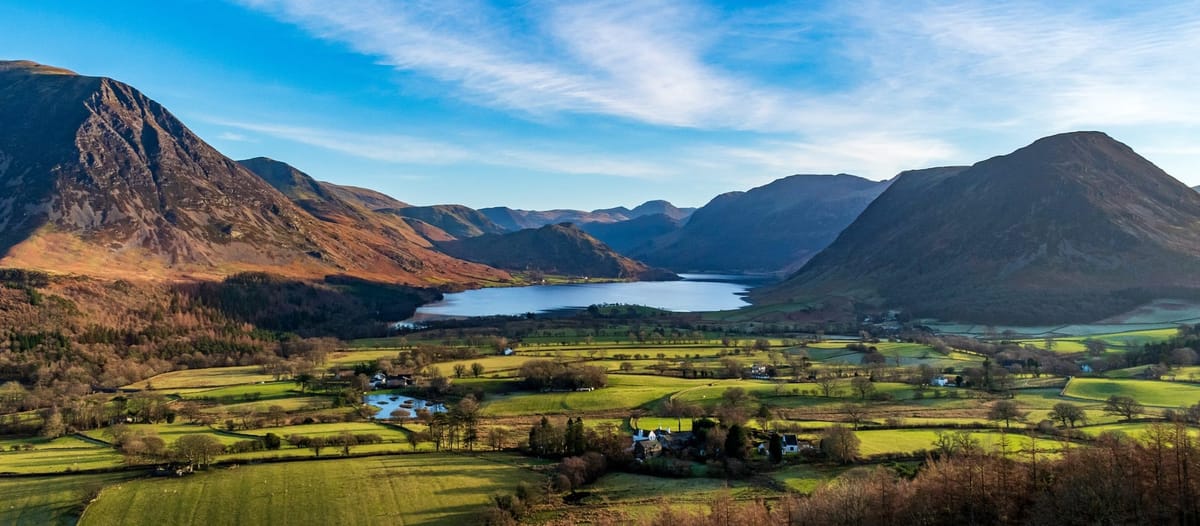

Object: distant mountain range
[635,174,890,273]
[435,223,676,280]
[479,201,695,232]
[758,132,1200,324]
[8,59,1200,326]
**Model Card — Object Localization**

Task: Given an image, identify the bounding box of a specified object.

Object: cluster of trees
[517,360,607,390]
[650,423,1200,526]
[417,395,483,451]
[103,426,227,469]
[286,432,383,456]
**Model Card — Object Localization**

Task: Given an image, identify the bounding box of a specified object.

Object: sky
[2,0,1198,210]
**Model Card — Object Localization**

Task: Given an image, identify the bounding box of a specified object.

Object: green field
[0,473,137,525]
[855,429,1060,457]
[125,366,277,390]
[0,436,123,474]
[481,374,696,416]
[79,453,542,526]
[573,471,770,521]
[1063,378,1200,407]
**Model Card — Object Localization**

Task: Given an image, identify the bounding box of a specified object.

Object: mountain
[0,60,505,285]
[322,184,408,211]
[384,205,507,239]
[630,200,694,222]
[435,223,677,280]
[637,174,889,273]
[580,214,682,254]
[479,201,696,231]
[758,132,1200,324]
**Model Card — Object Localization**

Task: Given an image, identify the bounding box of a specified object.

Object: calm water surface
[411,274,769,319]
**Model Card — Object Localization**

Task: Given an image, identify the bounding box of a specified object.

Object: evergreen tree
[724,424,748,460]
[768,432,783,464]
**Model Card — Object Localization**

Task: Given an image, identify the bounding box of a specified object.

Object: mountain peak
[0,59,77,76]
[760,132,1200,324]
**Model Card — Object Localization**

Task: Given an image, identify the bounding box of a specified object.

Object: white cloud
[216,131,252,142]
[233,0,1200,182]
[212,118,678,179]
[212,120,475,164]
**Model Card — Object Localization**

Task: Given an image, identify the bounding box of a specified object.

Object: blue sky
[2,1,1198,209]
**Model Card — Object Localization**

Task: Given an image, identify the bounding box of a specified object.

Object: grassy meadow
[79,454,543,526]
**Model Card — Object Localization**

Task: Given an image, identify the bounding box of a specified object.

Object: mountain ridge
[0,60,506,286]
[758,132,1200,324]
[636,174,890,273]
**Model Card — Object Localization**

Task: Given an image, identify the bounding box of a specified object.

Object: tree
[267,405,287,427]
[724,424,748,460]
[1104,395,1144,421]
[174,434,224,469]
[815,375,839,397]
[850,376,875,400]
[619,362,634,373]
[1083,339,1107,357]
[471,362,486,378]
[768,433,783,464]
[721,387,750,408]
[820,425,859,464]
[987,400,1026,428]
[840,403,869,430]
[454,364,468,378]
[40,408,66,439]
[458,395,482,451]
[1048,402,1087,428]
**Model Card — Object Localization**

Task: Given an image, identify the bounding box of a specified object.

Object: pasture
[0,436,123,474]
[1063,378,1200,407]
[124,366,276,390]
[0,473,136,525]
[79,453,543,526]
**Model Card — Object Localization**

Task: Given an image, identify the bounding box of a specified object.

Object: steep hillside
[759,132,1200,324]
[384,204,507,239]
[580,214,682,254]
[435,223,677,280]
[0,60,505,286]
[638,174,889,273]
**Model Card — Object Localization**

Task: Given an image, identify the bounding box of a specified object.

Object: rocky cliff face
[0,60,506,285]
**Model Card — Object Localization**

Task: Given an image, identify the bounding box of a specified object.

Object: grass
[855,429,1060,457]
[480,375,696,416]
[770,464,845,493]
[80,453,543,526]
[0,472,137,525]
[82,422,250,447]
[0,436,124,474]
[124,366,276,390]
[178,381,301,402]
[574,471,770,521]
[244,421,409,442]
[1063,378,1200,407]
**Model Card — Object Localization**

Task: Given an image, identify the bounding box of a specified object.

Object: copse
[518,359,607,390]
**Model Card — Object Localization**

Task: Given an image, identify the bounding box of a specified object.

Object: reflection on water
[363,393,447,419]
[412,274,771,319]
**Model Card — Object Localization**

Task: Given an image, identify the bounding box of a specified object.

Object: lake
[363,393,447,419]
[409,273,770,320]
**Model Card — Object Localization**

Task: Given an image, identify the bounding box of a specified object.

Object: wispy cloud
[233,0,1200,182]
[211,118,678,179]
[216,131,252,142]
